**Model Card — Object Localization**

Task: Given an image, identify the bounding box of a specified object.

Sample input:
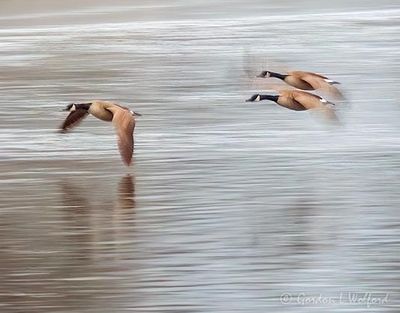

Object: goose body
[246,90,338,122]
[257,70,343,99]
[60,100,140,166]
[89,101,114,121]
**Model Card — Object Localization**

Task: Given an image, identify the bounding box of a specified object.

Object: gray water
[0,1,400,312]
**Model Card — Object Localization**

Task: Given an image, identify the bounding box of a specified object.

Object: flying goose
[246,90,338,122]
[60,100,141,166]
[257,70,343,99]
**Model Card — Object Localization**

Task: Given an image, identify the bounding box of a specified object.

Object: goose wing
[298,74,344,99]
[291,90,324,108]
[60,109,89,132]
[292,91,339,123]
[112,107,135,166]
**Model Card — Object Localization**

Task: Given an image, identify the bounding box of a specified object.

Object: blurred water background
[0,1,400,312]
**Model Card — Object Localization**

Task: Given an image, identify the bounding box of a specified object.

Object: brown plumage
[60,100,141,166]
[257,70,343,99]
[246,90,339,123]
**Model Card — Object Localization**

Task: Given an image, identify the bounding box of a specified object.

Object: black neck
[260,95,279,102]
[269,71,287,80]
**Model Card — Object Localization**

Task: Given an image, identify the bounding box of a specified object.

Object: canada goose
[246,90,338,122]
[256,70,343,99]
[60,100,141,166]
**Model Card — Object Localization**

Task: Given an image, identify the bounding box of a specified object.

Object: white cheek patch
[256,95,261,101]
[71,104,76,111]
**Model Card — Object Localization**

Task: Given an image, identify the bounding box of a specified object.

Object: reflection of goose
[112,175,136,243]
[61,175,135,240]
[117,174,136,210]
[60,174,136,214]
[60,181,92,214]
[59,180,95,260]
[59,101,141,166]
[59,175,136,257]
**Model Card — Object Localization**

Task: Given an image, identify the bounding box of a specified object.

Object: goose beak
[256,71,267,78]
[245,98,252,102]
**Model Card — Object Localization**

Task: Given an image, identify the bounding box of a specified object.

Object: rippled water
[0,2,400,312]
